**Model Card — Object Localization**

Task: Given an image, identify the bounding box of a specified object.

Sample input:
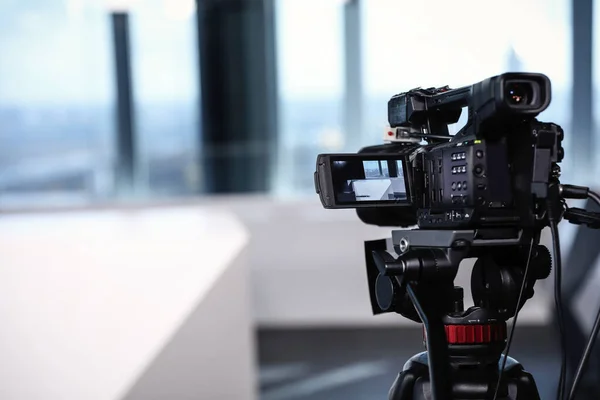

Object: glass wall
[0,0,116,207]
[129,0,199,197]
[0,0,200,207]
[0,0,582,204]
[274,0,345,196]
[274,0,573,197]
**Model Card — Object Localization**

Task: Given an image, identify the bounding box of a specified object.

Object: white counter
[0,208,255,400]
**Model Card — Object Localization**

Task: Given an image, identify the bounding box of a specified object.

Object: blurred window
[0,0,116,207]
[0,0,200,208]
[0,0,578,203]
[274,0,345,196]
[274,0,573,196]
[129,0,199,197]
[362,0,572,178]
[363,160,382,178]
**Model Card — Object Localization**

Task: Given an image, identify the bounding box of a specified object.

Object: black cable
[550,220,567,400]
[546,189,568,400]
[589,190,600,209]
[491,238,535,400]
[567,189,600,400]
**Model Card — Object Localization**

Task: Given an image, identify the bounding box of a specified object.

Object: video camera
[314,73,564,231]
[313,72,572,400]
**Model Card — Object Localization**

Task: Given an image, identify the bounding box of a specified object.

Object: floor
[257,327,560,400]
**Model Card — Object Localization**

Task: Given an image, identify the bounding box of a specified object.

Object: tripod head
[367,228,552,399]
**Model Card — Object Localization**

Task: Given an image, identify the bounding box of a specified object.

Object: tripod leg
[501,359,541,400]
[389,357,430,400]
[388,371,416,400]
[514,369,541,400]
[389,356,542,400]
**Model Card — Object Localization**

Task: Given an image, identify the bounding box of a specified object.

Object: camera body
[314,73,564,230]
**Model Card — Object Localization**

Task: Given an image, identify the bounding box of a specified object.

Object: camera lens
[505,82,533,106]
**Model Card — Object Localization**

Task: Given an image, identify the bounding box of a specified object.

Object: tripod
[367,228,552,400]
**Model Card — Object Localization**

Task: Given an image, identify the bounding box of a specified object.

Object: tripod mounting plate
[391,228,527,255]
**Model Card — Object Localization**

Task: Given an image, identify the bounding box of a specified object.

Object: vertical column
[111,12,136,195]
[343,0,363,152]
[196,0,278,193]
[571,0,594,173]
